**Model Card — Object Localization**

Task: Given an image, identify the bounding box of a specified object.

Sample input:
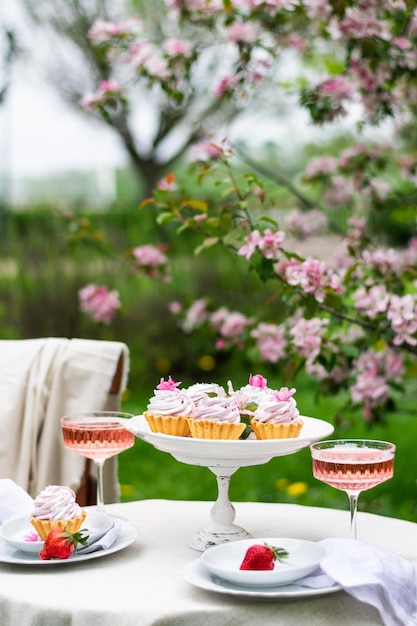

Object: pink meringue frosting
[31,485,83,521]
[253,387,300,424]
[147,388,196,417]
[192,395,241,424]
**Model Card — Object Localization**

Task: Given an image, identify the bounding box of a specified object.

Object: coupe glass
[310,439,395,539]
[61,411,135,512]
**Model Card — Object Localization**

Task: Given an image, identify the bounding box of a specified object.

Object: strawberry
[239,542,289,570]
[39,528,89,560]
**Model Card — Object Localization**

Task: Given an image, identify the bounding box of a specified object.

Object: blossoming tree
[80,0,417,424]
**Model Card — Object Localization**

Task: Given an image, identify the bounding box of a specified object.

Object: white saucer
[126,415,334,467]
[183,559,342,599]
[200,537,325,587]
[0,511,114,554]
[0,521,139,565]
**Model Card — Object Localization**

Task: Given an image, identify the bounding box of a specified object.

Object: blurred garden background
[1,0,417,528]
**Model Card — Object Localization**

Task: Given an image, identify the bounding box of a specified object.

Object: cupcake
[144,376,196,436]
[30,485,87,540]
[186,382,227,404]
[250,387,303,439]
[187,394,246,440]
[229,374,274,418]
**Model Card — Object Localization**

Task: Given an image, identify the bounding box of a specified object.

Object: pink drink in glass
[310,439,395,539]
[312,445,394,493]
[61,411,135,512]
[62,420,134,460]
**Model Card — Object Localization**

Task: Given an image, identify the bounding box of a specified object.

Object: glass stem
[348,492,359,539]
[95,459,106,513]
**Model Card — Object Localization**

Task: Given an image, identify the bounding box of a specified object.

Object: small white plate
[200,538,324,587]
[0,521,139,565]
[0,511,114,555]
[184,559,342,599]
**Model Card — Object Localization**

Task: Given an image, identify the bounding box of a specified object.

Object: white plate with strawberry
[185,537,342,598]
[0,511,114,555]
[183,557,342,599]
[200,537,324,587]
[0,515,139,565]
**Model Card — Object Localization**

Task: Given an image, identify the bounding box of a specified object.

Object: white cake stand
[123,415,334,551]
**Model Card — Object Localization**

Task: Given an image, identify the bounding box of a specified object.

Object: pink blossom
[238,228,285,261]
[367,177,391,201]
[214,74,238,99]
[88,18,141,45]
[191,141,224,160]
[249,374,267,388]
[168,301,182,314]
[156,376,181,390]
[181,298,209,332]
[350,369,389,409]
[353,285,389,318]
[24,532,39,542]
[157,172,177,191]
[250,322,287,362]
[226,22,258,44]
[212,310,252,339]
[321,76,356,103]
[258,229,286,259]
[78,284,121,325]
[323,176,355,207]
[331,7,389,41]
[238,230,263,261]
[303,0,332,20]
[345,216,366,248]
[285,208,328,239]
[129,41,154,68]
[361,247,402,274]
[132,245,168,268]
[387,294,417,346]
[274,387,296,402]
[163,38,193,57]
[285,258,342,303]
[80,80,122,111]
[304,156,337,180]
[289,316,328,363]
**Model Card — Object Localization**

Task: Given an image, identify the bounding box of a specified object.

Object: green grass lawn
[117,378,417,525]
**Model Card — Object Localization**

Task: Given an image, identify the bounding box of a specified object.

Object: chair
[0,338,130,506]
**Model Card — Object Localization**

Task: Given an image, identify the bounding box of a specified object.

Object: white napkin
[0,479,34,524]
[299,538,417,626]
[78,519,121,554]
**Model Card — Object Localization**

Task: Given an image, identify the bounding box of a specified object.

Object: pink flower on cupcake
[274,387,296,402]
[249,374,267,388]
[156,376,181,390]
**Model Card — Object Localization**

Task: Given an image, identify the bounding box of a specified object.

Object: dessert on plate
[144,376,196,436]
[250,387,303,439]
[185,382,226,404]
[229,374,274,419]
[187,394,246,440]
[30,485,87,540]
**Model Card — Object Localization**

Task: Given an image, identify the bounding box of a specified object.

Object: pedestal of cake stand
[189,466,251,552]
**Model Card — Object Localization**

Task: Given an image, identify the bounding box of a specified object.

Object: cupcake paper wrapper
[250,418,304,440]
[187,419,246,440]
[144,412,191,437]
[30,510,87,540]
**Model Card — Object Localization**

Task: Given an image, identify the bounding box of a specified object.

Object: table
[0,499,416,625]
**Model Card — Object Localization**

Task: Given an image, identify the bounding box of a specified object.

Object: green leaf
[181,199,208,212]
[194,237,220,255]
[156,212,175,225]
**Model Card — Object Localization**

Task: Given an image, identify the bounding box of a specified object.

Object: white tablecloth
[0,499,416,625]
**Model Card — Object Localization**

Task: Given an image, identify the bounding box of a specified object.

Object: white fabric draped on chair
[0,337,130,503]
